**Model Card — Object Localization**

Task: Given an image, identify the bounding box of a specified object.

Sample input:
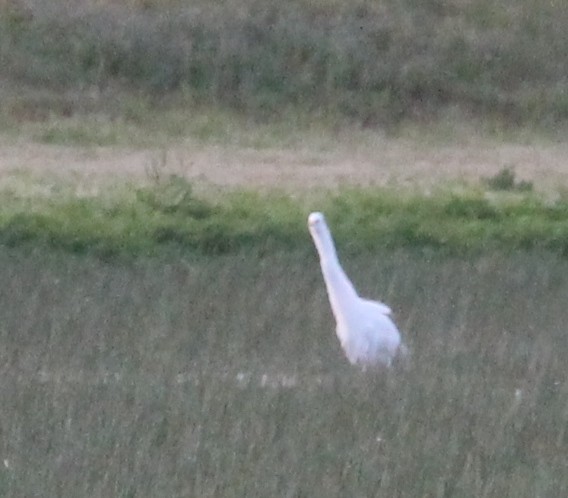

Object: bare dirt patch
[1,134,567,194]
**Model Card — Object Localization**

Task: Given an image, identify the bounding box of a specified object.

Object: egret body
[308,212,404,368]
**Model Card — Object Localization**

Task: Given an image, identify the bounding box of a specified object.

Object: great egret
[308,212,405,368]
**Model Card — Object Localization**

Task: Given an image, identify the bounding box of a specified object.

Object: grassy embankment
[1,0,567,135]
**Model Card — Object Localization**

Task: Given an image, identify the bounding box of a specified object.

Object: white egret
[308,212,405,368]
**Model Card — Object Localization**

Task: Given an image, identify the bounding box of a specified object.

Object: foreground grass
[2,178,568,258]
[0,248,567,497]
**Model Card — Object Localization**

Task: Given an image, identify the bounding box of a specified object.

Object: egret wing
[361,298,392,315]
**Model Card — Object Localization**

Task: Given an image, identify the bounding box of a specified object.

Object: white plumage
[308,212,405,368]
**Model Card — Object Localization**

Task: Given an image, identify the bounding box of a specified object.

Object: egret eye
[308,212,324,227]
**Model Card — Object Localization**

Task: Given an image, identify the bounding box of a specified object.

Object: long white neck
[310,221,359,320]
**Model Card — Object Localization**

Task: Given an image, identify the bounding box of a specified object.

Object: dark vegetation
[1,0,567,128]
[483,167,534,192]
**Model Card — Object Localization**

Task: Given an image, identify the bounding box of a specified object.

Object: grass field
[1,1,568,496]
[1,247,568,497]
[1,103,568,498]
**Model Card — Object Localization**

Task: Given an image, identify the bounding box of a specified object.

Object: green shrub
[3,180,568,258]
[135,175,214,219]
[483,167,534,192]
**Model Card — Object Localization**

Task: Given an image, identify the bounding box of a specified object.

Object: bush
[483,167,534,192]
[3,181,568,258]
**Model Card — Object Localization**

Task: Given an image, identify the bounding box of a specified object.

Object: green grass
[1,247,567,497]
[1,0,567,130]
[2,177,568,258]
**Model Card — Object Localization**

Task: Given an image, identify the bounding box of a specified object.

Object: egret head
[308,212,333,251]
[308,211,325,228]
